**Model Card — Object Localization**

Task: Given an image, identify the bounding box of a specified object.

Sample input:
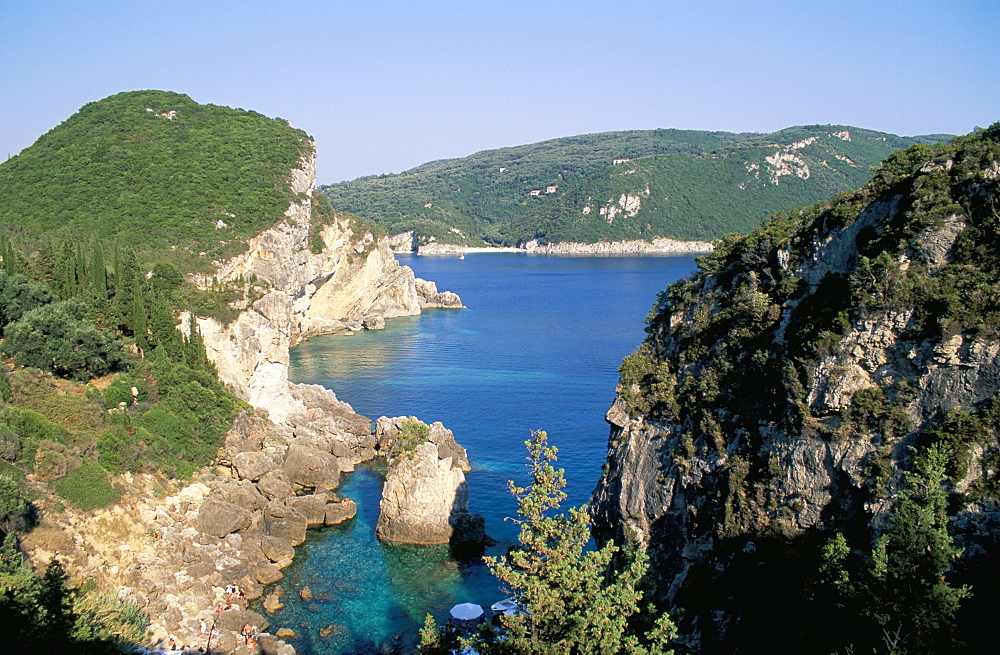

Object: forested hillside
[0,91,312,650]
[0,90,312,270]
[593,123,1000,652]
[320,126,951,246]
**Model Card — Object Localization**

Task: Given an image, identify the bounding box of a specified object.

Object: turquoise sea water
[274,253,698,653]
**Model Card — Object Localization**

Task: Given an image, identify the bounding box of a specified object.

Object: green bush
[394,418,431,456]
[0,474,29,533]
[0,406,69,467]
[102,376,147,409]
[71,590,149,647]
[96,427,144,474]
[53,459,121,511]
[0,270,53,334]
[1,300,124,381]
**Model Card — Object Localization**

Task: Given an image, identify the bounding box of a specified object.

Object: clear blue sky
[1,1,997,184]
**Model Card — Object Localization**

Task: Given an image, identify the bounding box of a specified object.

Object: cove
[274,253,699,653]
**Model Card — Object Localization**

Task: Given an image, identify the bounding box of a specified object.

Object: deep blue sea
[274,253,698,653]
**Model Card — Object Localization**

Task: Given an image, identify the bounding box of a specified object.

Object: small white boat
[490,597,524,616]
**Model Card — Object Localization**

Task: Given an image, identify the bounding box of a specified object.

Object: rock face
[373,417,484,546]
[189,145,461,427]
[592,134,1000,650]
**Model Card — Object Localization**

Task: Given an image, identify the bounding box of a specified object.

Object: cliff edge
[592,126,1000,652]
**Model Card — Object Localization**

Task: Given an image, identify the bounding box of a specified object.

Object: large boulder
[260,536,295,564]
[288,493,330,527]
[283,442,340,492]
[325,499,357,525]
[376,441,484,545]
[233,451,277,482]
[223,409,272,458]
[222,479,268,512]
[197,496,253,539]
[257,470,293,500]
[252,562,284,585]
[215,608,270,633]
[263,503,308,546]
[415,278,464,309]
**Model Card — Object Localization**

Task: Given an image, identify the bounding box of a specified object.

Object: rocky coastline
[390,231,713,256]
[21,145,475,653]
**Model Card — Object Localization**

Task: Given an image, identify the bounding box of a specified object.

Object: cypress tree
[131,289,148,350]
[147,292,181,354]
[186,313,206,368]
[90,241,107,298]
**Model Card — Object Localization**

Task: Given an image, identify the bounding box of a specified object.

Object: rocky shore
[390,230,714,256]
[521,236,713,255]
[20,146,475,653]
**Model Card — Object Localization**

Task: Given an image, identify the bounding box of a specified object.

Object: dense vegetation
[0,242,246,497]
[321,126,950,246]
[420,431,675,654]
[0,535,149,652]
[0,90,312,271]
[0,91,306,651]
[612,123,1000,652]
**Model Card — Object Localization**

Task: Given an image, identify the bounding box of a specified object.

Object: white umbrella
[450,602,485,621]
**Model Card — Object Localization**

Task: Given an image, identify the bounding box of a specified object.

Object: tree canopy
[422,431,675,654]
[0,90,312,271]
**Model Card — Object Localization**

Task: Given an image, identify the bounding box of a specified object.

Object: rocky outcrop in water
[373,416,485,546]
[592,130,1000,651]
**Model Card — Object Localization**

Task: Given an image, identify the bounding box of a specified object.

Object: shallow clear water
[275,253,698,653]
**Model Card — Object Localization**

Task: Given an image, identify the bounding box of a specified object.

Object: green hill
[593,123,1000,652]
[0,90,312,271]
[320,126,951,246]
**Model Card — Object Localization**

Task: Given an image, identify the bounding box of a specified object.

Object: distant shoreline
[405,237,714,256]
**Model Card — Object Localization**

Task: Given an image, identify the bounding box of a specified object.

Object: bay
[274,253,698,653]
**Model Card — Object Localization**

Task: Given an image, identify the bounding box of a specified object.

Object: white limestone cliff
[186,144,460,425]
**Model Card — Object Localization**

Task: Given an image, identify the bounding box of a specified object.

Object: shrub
[0,270,53,334]
[53,459,121,511]
[102,376,146,409]
[0,406,69,467]
[394,418,430,456]
[96,427,144,474]
[1,300,124,381]
[0,474,29,533]
[71,590,149,647]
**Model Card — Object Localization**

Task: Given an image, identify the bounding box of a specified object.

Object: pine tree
[818,442,971,653]
[867,443,971,651]
[467,431,675,654]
